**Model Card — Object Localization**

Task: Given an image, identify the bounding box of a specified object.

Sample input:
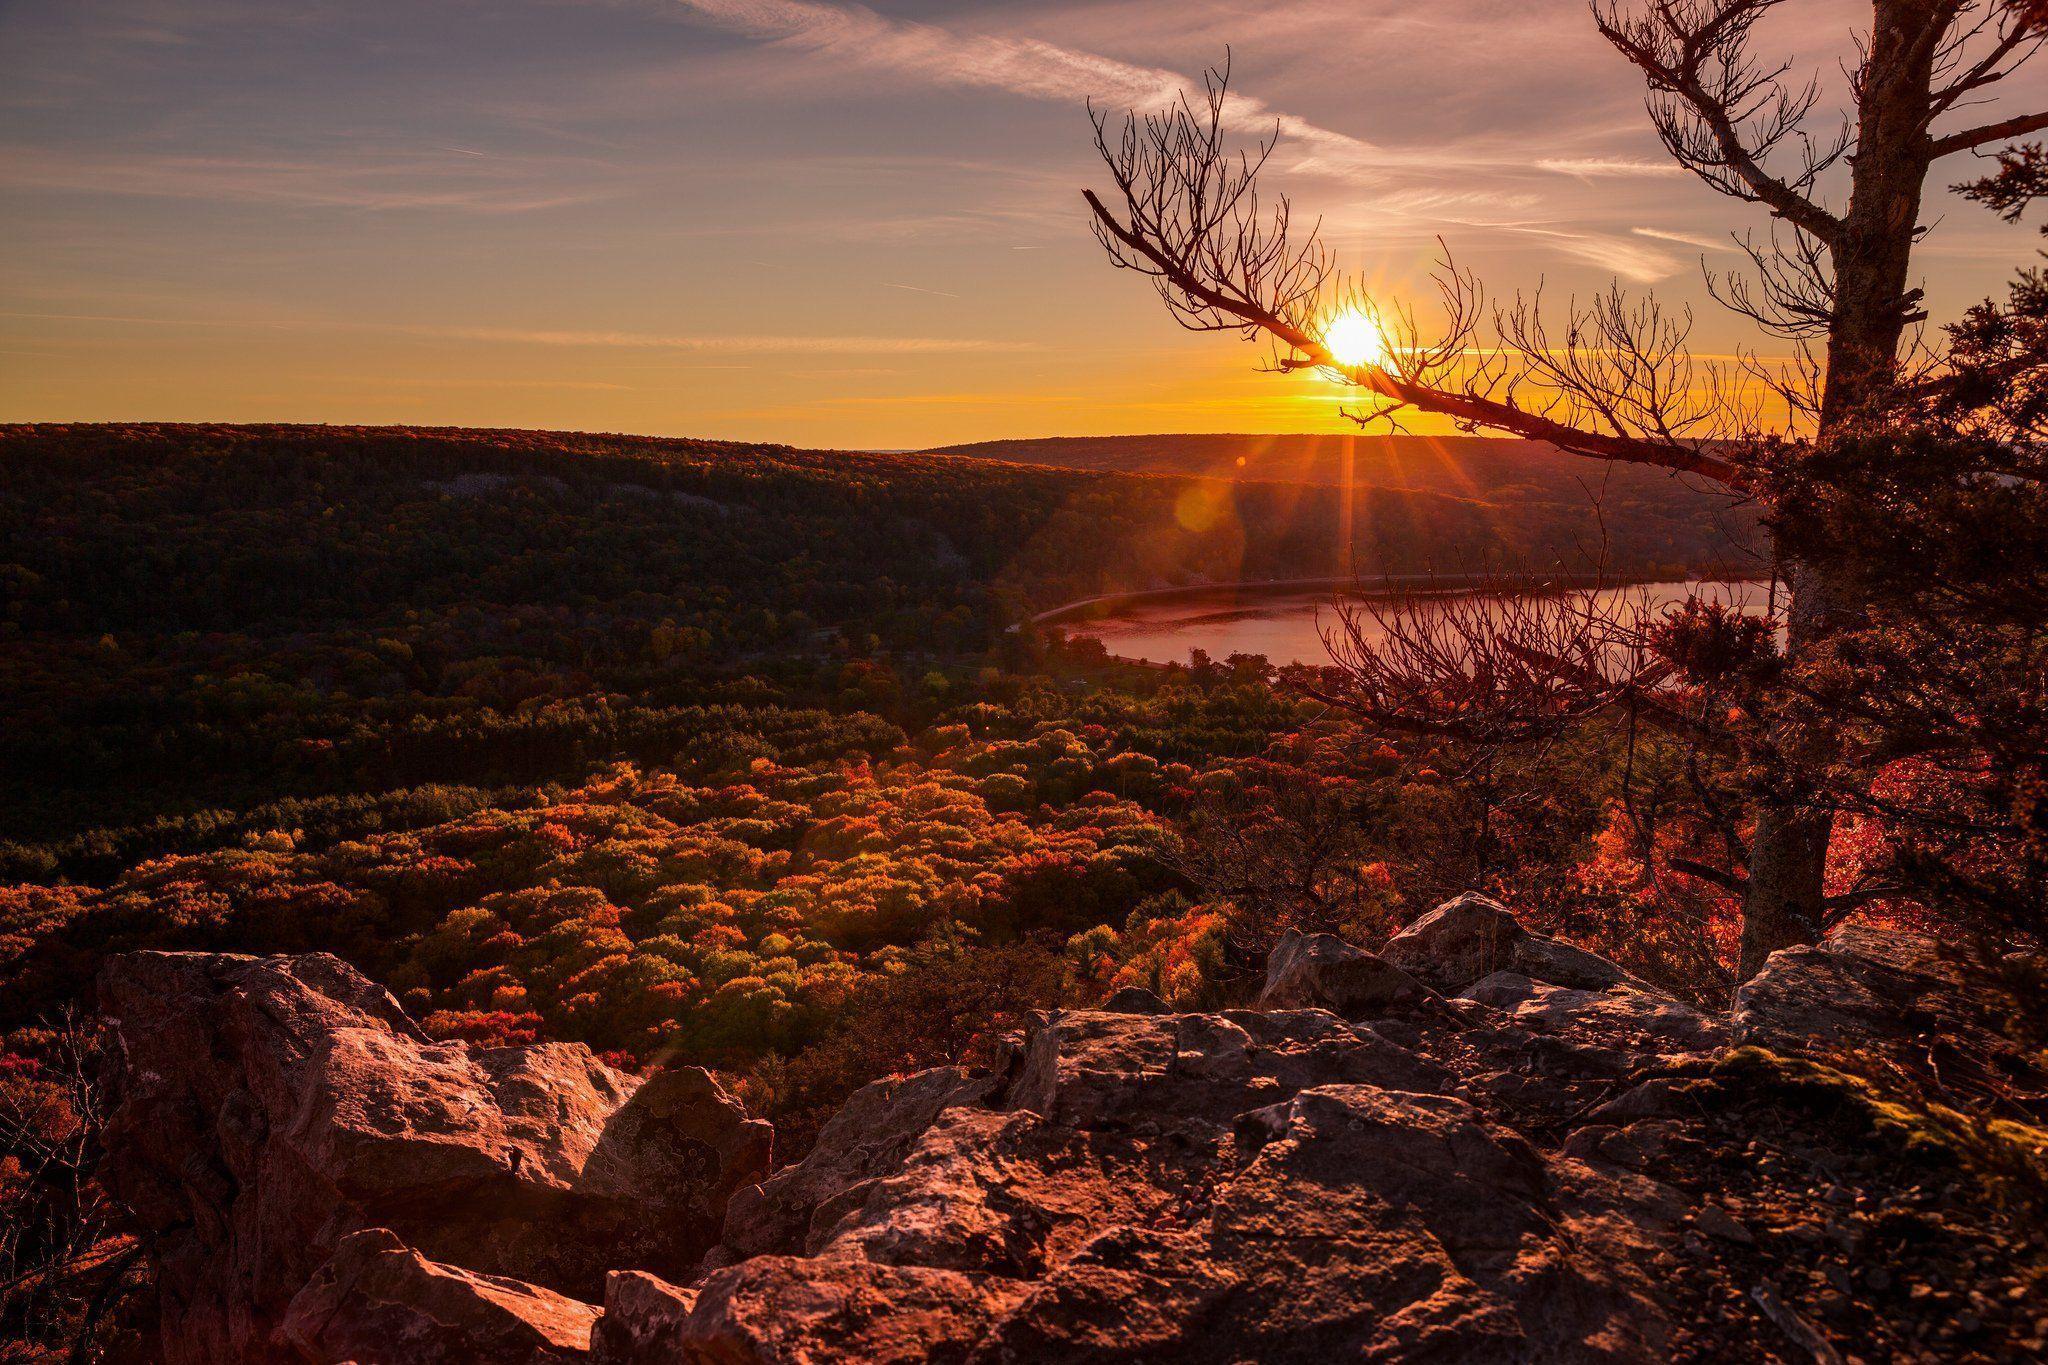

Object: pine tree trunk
[1737,555,1848,977]
[1732,0,1941,978]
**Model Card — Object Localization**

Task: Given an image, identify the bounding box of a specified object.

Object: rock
[97,951,769,1364]
[1460,972,1725,1052]
[1383,892,1650,995]
[1513,934,1653,992]
[1380,892,1529,991]
[1562,1120,1691,1173]
[721,1065,994,1261]
[1734,927,2048,1106]
[1205,1084,1671,1358]
[1737,927,1979,1050]
[1255,930,1439,1016]
[663,1008,1680,1362]
[1586,1076,1720,1124]
[1100,985,1170,1014]
[279,1228,597,1365]
[1692,1204,1754,1245]
[1004,1006,1447,1133]
[642,1255,1028,1364]
[590,1271,696,1364]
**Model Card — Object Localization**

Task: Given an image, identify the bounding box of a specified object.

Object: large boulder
[1380,892,1528,990]
[1382,893,1649,994]
[97,951,769,1365]
[1255,930,1439,1016]
[279,1229,597,1365]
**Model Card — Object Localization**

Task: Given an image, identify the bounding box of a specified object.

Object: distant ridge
[921,432,1729,502]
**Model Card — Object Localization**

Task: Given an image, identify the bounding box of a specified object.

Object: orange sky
[5,1,2045,449]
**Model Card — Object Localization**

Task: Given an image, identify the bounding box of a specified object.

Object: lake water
[1060,579,1775,667]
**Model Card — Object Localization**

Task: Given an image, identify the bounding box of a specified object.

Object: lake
[1056,578,1775,668]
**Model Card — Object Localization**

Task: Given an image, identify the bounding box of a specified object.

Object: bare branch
[1082,73,1750,486]
[1708,224,1836,338]
[1593,1,1845,242]
[1928,2,2048,123]
[1309,578,1674,746]
[1931,107,2048,156]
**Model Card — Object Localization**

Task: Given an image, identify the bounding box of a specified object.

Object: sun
[1321,307,1388,370]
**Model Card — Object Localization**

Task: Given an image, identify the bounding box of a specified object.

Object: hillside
[925,432,1761,581]
[924,430,1753,509]
[0,424,1755,860]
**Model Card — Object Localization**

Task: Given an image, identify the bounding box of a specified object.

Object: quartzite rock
[1256,929,1440,1016]
[1382,892,1654,994]
[280,1228,597,1365]
[1460,971,1725,1053]
[97,950,769,1365]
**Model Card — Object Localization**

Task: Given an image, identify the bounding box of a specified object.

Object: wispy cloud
[1535,157,1689,179]
[423,325,1032,353]
[1511,228,1684,283]
[1632,226,1734,252]
[662,0,1698,277]
[669,0,1394,176]
[0,145,618,213]
[0,311,1036,354]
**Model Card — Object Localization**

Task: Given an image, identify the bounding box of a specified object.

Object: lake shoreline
[1032,566,1768,627]
[1050,574,1779,669]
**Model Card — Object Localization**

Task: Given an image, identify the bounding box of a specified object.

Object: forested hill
[925,431,1753,519]
[2,425,1755,620]
[0,422,1752,862]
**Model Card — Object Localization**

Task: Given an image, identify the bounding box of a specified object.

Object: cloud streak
[0,311,1036,354]
[669,0,1393,176]
[1510,228,1685,283]
[1535,157,1689,179]
[425,325,1032,353]
[1632,226,1735,251]
[0,145,620,214]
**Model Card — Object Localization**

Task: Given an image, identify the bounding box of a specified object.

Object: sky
[3,0,2045,449]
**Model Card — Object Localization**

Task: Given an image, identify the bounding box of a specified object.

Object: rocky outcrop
[1381,891,1651,994]
[636,1061,1679,1363]
[96,951,770,1365]
[595,946,1700,1362]
[99,900,2044,1364]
